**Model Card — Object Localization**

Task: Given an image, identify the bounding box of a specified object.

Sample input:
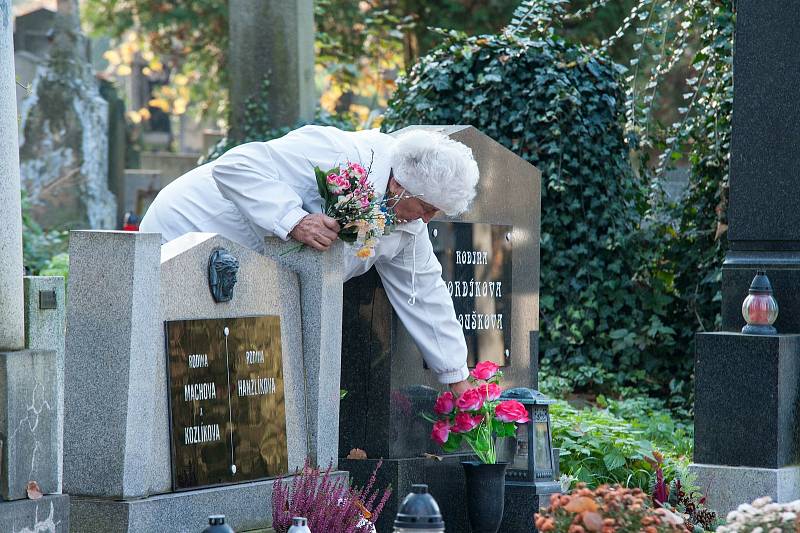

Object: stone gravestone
[0,1,69,529]
[64,231,340,532]
[17,1,116,230]
[339,125,545,533]
[690,0,800,514]
[13,7,55,58]
[227,0,315,141]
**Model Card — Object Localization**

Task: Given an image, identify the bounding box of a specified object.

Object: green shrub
[383,27,684,394]
[39,253,70,283]
[22,191,68,275]
[551,398,692,491]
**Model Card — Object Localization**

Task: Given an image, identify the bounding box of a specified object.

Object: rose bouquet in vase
[427,361,530,533]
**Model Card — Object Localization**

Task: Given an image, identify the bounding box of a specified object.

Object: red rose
[433,391,455,415]
[455,388,484,412]
[452,412,484,433]
[476,382,501,402]
[495,400,530,423]
[431,420,450,445]
[470,361,500,381]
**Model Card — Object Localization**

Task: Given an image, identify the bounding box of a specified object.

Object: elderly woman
[141,125,480,394]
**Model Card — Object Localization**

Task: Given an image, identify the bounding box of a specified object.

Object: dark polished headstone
[694,333,800,468]
[340,125,541,533]
[341,454,471,533]
[722,1,800,332]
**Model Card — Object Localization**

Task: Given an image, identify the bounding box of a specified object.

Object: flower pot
[461,461,508,533]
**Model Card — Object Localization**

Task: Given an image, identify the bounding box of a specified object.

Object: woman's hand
[449,379,472,397]
[289,214,341,251]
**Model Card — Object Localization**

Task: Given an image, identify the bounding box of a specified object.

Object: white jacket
[141,125,469,384]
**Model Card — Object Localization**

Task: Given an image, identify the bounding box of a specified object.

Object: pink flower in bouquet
[455,388,484,412]
[431,420,450,445]
[470,361,500,381]
[433,391,455,415]
[452,412,484,433]
[476,382,501,402]
[495,400,530,423]
[350,162,367,178]
[327,172,350,194]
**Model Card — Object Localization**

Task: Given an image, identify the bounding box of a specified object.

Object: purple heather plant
[271,459,392,533]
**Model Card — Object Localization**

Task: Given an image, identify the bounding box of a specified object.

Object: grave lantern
[498,388,560,493]
[741,270,779,335]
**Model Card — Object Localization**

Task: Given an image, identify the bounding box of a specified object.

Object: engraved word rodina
[188,353,209,368]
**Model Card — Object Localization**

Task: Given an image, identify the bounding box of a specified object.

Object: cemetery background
[8,0,796,531]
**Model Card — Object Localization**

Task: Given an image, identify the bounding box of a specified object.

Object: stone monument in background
[691,0,800,514]
[228,0,315,141]
[339,125,546,532]
[16,0,116,230]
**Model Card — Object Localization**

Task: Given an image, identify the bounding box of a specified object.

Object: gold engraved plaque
[165,316,288,490]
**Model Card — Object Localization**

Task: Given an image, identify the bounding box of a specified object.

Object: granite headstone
[64,231,311,532]
[340,125,543,532]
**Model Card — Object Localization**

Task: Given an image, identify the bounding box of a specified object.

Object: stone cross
[0,0,25,351]
[228,0,315,141]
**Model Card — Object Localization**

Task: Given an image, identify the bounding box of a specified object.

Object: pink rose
[452,412,484,433]
[476,382,501,402]
[470,361,500,381]
[431,420,450,446]
[433,391,455,415]
[455,388,484,412]
[494,400,530,423]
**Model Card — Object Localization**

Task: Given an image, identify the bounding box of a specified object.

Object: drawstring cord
[408,233,417,306]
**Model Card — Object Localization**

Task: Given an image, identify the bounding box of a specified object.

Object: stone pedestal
[691,464,800,518]
[690,333,800,513]
[70,472,347,533]
[0,494,70,532]
[64,231,164,499]
[0,349,61,500]
[341,455,472,533]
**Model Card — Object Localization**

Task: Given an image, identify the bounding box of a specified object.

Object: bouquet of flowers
[314,159,395,260]
[427,361,530,464]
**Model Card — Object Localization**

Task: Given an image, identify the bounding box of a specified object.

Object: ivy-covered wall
[383,31,686,395]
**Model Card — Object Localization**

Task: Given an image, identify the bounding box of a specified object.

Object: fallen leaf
[26,481,42,500]
[347,448,367,460]
[582,511,604,532]
[354,498,373,520]
[564,496,598,513]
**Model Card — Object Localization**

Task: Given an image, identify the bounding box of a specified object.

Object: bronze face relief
[208,249,240,303]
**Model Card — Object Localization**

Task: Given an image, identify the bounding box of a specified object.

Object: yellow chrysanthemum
[355,246,374,259]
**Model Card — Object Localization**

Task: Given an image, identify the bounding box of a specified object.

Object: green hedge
[383,30,685,394]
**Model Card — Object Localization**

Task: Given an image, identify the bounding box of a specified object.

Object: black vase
[461,461,508,533]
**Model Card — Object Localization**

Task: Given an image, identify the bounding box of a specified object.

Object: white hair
[389,129,480,216]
